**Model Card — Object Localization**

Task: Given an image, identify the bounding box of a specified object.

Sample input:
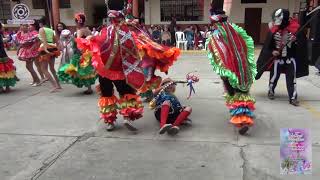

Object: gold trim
[105,26,119,69]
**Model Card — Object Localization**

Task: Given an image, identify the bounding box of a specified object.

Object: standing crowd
[148,22,214,50]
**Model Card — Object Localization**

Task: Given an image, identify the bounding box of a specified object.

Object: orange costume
[78,10,180,131]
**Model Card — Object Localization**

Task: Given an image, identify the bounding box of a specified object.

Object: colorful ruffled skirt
[207,22,257,127]
[98,94,144,123]
[138,75,162,99]
[17,43,39,61]
[58,50,97,88]
[38,44,60,62]
[0,57,16,88]
[225,93,255,127]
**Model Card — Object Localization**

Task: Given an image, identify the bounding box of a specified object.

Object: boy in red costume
[151,78,192,136]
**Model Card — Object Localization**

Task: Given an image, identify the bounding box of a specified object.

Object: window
[60,0,71,8]
[32,0,71,9]
[0,0,11,23]
[241,0,267,3]
[32,0,45,9]
[160,0,204,22]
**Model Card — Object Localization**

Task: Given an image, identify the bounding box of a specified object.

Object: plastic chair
[175,31,187,50]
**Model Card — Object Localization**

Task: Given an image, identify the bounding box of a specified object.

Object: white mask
[274,9,283,26]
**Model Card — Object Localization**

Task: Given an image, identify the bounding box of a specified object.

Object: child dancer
[151,78,192,136]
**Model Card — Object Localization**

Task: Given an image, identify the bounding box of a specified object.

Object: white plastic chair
[175,31,187,50]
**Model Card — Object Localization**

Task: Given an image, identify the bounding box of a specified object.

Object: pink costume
[16,30,39,61]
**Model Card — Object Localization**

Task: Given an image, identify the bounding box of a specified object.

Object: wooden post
[52,0,60,29]
[133,0,139,18]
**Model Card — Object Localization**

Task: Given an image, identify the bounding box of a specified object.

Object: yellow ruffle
[65,64,78,76]
[0,71,16,78]
[80,50,93,68]
[79,73,97,80]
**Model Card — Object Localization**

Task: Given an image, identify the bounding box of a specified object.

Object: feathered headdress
[74,13,86,24]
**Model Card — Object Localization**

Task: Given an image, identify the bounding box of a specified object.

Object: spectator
[152,26,161,44]
[170,16,177,46]
[148,25,153,35]
[141,24,151,37]
[56,22,67,39]
[161,26,171,46]
[92,27,99,36]
[193,25,203,50]
[184,26,194,50]
[203,26,209,45]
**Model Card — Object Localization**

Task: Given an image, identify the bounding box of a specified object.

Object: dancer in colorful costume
[58,13,96,94]
[38,17,61,92]
[16,24,41,86]
[206,3,257,135]
[79,0,180,131]
[0,23,17,93]
[256,9,309,106]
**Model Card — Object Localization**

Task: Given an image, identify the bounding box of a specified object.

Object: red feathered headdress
[74,13,86,24]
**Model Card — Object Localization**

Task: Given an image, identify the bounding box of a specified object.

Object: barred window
[241,0,267,3]
[0,0,11,23]
[160,0,204,22]
[32,0,71,9]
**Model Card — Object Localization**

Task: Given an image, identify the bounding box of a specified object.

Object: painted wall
[224,0,300,43]
[225,0,300,23]
[145,0,300,25]
[145,0,211,25]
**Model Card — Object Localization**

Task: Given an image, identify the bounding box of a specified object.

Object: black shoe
[159,124,173,134]
[106,123,115,131]
[239,126,249,135]
[124,120,138,131]
[83,89,93,95]
[289,99,300,106]
[268,92,275,100]
[181,118,192,126]
[168,126,180,136]
[15,76,20,81]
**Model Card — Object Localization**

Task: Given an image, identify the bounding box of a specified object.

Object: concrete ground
[0,50,319,180]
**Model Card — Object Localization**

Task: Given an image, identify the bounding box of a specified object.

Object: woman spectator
[161,26,171,46]
[56,22,67,40]
[193,26,203,50]
[184,26,194,50]
[152,26,161,44]
[92,27,99,36]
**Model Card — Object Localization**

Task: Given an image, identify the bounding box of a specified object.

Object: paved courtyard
[0,50,320,180]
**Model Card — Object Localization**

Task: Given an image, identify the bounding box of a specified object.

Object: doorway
[244,8,262,43]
